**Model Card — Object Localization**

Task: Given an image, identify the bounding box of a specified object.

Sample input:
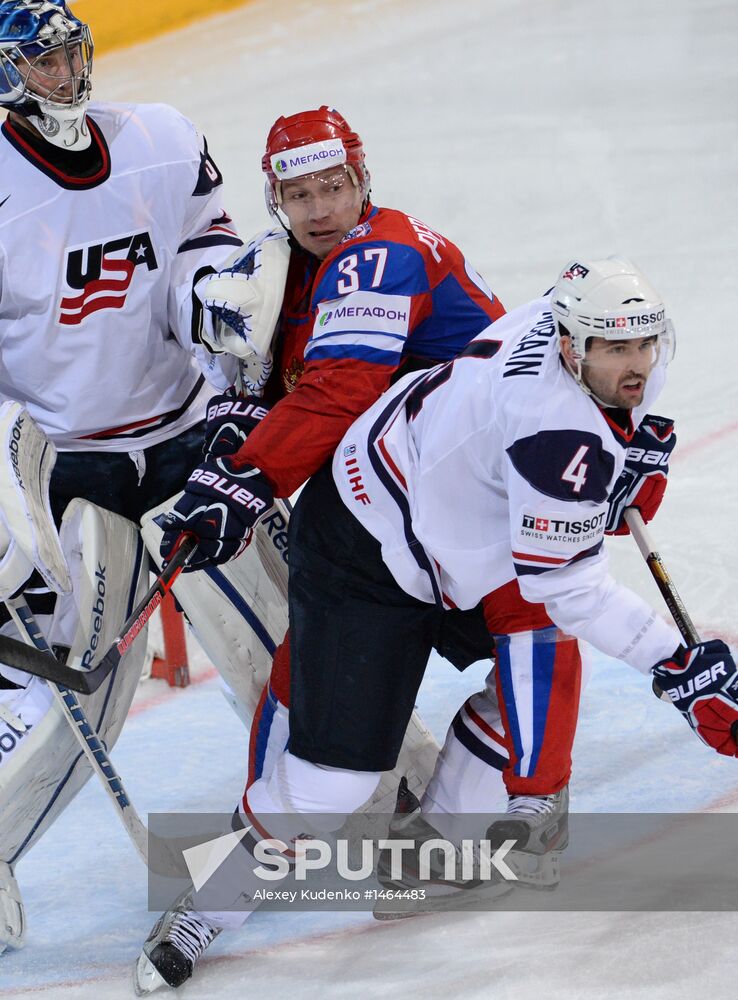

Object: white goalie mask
[551,256,676,400]
[0,1,94,151]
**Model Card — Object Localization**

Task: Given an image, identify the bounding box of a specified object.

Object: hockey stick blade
[0,535,197,694]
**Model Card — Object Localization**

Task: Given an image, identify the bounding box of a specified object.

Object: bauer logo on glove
[652,640,738,757]
[187,466,269,513]
[203,388,272,458]
[157,458,274,571]
[606,414,676,535]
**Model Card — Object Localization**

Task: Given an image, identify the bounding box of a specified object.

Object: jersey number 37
[336,248,389,294]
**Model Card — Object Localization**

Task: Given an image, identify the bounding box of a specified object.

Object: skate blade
[506,848,562,890]
[132,952,168,996]
[372,880,514,921]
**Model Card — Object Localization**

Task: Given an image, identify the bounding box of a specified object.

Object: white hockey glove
[198,229,291,395]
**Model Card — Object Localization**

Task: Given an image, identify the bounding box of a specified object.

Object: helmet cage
[0,2,92,111]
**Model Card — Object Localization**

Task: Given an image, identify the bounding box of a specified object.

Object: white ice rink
[2,0,738,996]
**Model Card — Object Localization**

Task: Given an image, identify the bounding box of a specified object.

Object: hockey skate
[133,892,221,995]
[0,860,25,954]
[486,785,569,890]
[373,778,514,920]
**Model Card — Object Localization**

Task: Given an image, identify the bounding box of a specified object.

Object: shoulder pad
[507,429,614,503]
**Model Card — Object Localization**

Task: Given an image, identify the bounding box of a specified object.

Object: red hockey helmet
[262,106,369,212]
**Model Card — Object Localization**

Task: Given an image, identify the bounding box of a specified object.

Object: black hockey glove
[605,415,676,535]
[203,387,272,458]
[156,458,274,571]
[652,640,738,757]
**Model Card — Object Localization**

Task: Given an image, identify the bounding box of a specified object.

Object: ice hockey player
[0,0,242,950]
[162,105,507,786]
[135,256,738,991]
[169,110,681,884]
[135,103,506,992]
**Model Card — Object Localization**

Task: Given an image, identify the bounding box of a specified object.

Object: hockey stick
[626,507,738,747]
[624,508,700,646]
[3,596,149,864]
[0,535,197,694]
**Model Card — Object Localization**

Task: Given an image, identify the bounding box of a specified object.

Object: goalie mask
[261,105,370,217]
[551,256,676,404]
[0,0,93,151]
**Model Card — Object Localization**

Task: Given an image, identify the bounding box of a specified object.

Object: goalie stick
[0,535,197,694]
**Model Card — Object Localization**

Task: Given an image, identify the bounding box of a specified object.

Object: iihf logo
[57,231,159,327]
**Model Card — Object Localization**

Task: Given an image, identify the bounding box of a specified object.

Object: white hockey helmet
[551,256,675,386]
[0,1,93,150]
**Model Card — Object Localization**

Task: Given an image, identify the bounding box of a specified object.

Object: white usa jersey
[0,102,242,451]
[334,294,680,673]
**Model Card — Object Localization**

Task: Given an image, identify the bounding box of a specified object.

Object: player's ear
[558,329,575,364]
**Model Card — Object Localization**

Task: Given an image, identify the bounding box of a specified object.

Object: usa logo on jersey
[57,231,159,327]
[561,262,590,281]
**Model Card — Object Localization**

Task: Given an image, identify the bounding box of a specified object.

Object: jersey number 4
[337,248,388,294]
[561,445,589,493]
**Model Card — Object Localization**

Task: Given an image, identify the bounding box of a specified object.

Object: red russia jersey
[237,204,505,495]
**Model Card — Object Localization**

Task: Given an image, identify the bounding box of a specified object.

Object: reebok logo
[81,564,107,669]
[0,717,32,763]
[9,413,25,491]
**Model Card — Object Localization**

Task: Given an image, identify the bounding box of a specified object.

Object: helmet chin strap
[19,100,91,151]
[562,355,616,409]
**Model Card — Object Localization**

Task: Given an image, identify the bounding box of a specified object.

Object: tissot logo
[58,231,159,327]
[521,512,606,536]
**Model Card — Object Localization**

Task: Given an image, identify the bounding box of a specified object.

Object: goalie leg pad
[141,495,289,723]
[0,500,147,867]
[0,402,71,598]
[0,860,25,953]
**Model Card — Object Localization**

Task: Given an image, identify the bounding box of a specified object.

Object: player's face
[581,335,659,408]
[280,167,364,259]
[20,43,84,103]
